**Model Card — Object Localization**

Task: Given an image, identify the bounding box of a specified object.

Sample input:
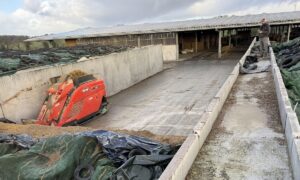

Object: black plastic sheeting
[0,134,36,149]
[0,130,179,180]
[240,42,272,74]
[81,130,175,164]
[81,130,178,179]
[240,54,271,74]
[111,155,173,180]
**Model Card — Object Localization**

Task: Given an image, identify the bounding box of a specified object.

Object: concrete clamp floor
[159,38,272,180]
[85,58,240,136]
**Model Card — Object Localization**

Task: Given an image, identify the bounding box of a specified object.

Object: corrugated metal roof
[27,11,300,41]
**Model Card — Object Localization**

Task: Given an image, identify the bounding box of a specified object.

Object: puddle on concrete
[222,104,268,134]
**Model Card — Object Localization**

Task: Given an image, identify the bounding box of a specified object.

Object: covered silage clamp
[0,45,128,76]
[273,37,300,121]
[0,130,178,180]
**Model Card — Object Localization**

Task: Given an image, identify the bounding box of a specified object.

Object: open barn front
[177,29,252,60]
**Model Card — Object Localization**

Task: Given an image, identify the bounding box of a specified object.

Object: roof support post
[195,31,198,53]
[228,30,232,48]
[287,24,291,42]
[150,34,154,45]
[176,32,179,60]
[125,35,128,46]
[138,35,141,47]
[207,35,210,49]
[218,30,222,59]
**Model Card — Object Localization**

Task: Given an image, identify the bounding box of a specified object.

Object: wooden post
[125,35,128,46]
[287,24,291,42]
[207,35,210,49]
[195,32,198,53]
[137,35,141,47]
[176,32,179,60]
[218,30,222,59]
[229,36,232,48]
[150,34,154,45]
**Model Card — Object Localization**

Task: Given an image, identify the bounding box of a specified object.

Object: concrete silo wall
[0,45,163,123]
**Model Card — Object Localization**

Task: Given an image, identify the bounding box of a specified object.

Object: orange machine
[36,71,108,126]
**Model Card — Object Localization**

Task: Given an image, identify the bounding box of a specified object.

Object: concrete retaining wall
[270,48,300,180]
[162,45,177,61]
[159,38,256,180]
[0,45,163,123]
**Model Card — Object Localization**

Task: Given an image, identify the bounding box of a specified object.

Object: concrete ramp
[187,71,292,179]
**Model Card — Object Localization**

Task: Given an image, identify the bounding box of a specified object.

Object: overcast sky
[0,0,299,36]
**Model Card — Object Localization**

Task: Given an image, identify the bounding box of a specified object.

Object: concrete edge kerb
[270,47,300,180]
[270,48,300,135]
[159,38,256,180]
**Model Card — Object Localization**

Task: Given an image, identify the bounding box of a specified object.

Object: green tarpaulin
[0,131,177,180]
[0,135,115,180]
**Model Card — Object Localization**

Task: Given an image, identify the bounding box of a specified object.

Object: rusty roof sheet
[27,11,300,41]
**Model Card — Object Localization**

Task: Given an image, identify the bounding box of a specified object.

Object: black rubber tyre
[99,96,108,115]
[281,55,300,68]
[74,164,94,180]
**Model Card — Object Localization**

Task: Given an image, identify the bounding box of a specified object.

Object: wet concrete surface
[187,71,292,179]
[84,55,240,136]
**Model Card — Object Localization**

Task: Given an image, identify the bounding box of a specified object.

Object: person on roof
[258,18,271,58]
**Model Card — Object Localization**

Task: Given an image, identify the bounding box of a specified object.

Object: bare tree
[0,35,29,50]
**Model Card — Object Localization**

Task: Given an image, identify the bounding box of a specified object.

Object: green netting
[281,70,300,119]
[0,135,116,180]
[92,158,116,180]
[288,61,300,71]
[0,45,129,76]
[275,36,300,122]
[0,58,20,70]
[273,37,300,53]
[0,143,21,156]
[20,54,45,62]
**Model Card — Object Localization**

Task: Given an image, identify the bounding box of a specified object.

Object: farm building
[27,11,300,61]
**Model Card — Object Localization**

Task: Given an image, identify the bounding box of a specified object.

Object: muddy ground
[0,122,185,145]
[187,71,292,179]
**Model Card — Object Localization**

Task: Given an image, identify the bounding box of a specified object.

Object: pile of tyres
[0,45,128,76]
[273,37,300,121]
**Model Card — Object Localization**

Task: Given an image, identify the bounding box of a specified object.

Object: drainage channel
[187,68,292,179]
